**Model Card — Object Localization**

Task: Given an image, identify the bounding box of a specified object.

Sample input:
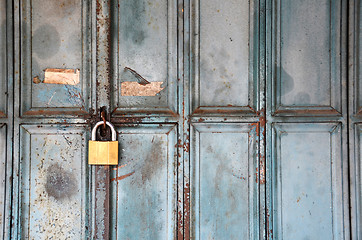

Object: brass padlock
[88,121,118,165]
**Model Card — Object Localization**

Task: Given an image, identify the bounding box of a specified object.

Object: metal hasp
[94,0,112,239]
[89,121,118,165]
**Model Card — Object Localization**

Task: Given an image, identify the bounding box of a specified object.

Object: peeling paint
[43,68,80,85]
[124,67,150,85]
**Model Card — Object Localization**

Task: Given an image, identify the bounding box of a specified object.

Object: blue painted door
[0,0,360,239]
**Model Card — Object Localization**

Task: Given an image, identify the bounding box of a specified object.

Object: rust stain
[183,139,190,153]
[110,171,135,182]
[33,76,42,84]
[178,208,183,239]
[274,108,339,115]
[249,108,266,137]
[112,162,129,170]
[43,68,80,85]
[175,139,183,148]
[232,173,246,180]
[266,207,272,239]
[121,81,164,96]
[184,182,190,240]
[260,155,266,185]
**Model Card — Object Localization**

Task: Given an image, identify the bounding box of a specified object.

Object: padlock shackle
[92,121,117,141]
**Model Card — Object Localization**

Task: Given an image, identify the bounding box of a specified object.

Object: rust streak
[184,183,190,240]
[112,162,130,170]
[110,171,135,182]
[260,155,266,184]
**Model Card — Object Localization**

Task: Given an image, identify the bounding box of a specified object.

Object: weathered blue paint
[191,123,259,239]
[0,125,6,240]
[10,0,93,239]
[19,125,89,239]
[20,0,92,116]
[349,1,362,239]
[272,124,345,239]
[113,0,178,115]
[1,0,359,239]
[110,125,177,239]
[267,0,350,240]
[0,2,6,240]
[0,0,6,117]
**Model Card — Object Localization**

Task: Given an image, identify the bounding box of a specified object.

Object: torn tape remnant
[43,68,80,85]
[121,82,164,96]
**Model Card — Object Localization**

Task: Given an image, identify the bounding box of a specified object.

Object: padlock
[88,121,118,165]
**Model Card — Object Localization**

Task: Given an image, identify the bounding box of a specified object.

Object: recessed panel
[272,123,346,239]
[114,0,177,114]
[21,0,92,116]
[192,0,258,114]
[0,125,6,240]
[358,2,362,114]
[110,125,177,239]
[191,124,258,239]
[19,125,89,239]
[0,1,7,117]
[355,124,362,238]
[273,0,342,115]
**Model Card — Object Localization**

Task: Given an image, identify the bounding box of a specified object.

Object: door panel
[272,0,342,116]
[0,125,6,240]
[20,0,92,116]
[349,2,362,239]
[358,0,362,115]
[113,0,178,115]
[0,0,6,117]
[354,124,362,239]
[12,1,93,238]
[191,123,259,239]
[272,123,344,239]
[110,124,177,239]
[192,0,259,115]
[19,125,89,239]
[267,0,349,239]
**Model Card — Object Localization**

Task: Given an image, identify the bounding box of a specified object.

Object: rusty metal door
[1,0,360,239]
